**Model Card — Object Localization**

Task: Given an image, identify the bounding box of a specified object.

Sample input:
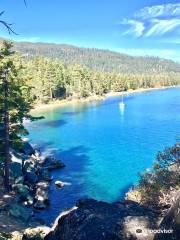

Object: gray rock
[15,176,24,184]
[55,181,65,189]
[23,160,34,173]
[22,226,51,240]
[45,199,160,240]
[36,181,49,188]
[9,203,33,222]
[154,190,180,240]
[9,162,22,180]
[34,181,49,210]
[21,142,35,156]
[35,188,49,203]
[42,157,65,171]
[38,169,53,182]
[13,183,30,200]
[25,171,38,186]
[0,232,12,240]
[33,201,47,210]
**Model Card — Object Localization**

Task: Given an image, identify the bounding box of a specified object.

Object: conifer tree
[0,41,35,191]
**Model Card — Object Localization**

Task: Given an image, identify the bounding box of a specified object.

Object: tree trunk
[3,77,10,192]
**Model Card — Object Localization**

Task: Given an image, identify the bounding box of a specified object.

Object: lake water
[26,87,180,224]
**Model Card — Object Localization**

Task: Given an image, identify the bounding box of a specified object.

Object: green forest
[0,39,180,103]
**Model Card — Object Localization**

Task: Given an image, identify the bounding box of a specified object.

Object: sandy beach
[31,85,179,112]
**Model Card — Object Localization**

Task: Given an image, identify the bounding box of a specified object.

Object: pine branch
[0,11,18,35]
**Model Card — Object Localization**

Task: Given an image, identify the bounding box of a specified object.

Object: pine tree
[0,41,35,191]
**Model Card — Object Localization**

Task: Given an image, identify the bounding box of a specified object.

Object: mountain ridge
[1,38,180,74]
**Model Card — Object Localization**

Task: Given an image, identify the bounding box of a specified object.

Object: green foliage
[0,41,35,161]
[138,142,180,208]
[17,55,180,103]
[10,40,180,74]
[0,39,179,103]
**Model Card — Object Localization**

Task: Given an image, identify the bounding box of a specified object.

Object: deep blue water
[26,87,180,224]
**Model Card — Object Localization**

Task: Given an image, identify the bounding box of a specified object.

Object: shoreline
[31,85,179,112]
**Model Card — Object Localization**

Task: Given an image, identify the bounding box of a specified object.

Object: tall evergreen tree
[0,41,35,191]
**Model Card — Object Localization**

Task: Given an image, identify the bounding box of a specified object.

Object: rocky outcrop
[42,190,180,240]
[9,144,65,211]
[9,203,33,222]
[22,226,51,240]
[20,141,35,156]
[41,156,65,171]
[154,191,180,240]
[0,142,66,232]
[34,181,50,210]
[12,183,30,200]
[45,199,160,240]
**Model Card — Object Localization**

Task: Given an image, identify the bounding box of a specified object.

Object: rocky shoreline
[1,141,179,240]
[0,140,65,235]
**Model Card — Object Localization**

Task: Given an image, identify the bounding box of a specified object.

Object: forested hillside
[7,40,180,74]
[0,39,180,103]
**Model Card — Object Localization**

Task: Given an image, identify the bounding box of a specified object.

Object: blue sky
[0,0,180,62]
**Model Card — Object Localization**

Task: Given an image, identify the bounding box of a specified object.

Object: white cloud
[120,3,180,38]
[145,18,180,37]
[135,3,180,19]
[121,19,145,37]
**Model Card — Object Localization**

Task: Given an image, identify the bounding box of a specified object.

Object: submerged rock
[38,169,53,182]
[45,199,160,240]
[33,201,47,210]
[42,157,65,170]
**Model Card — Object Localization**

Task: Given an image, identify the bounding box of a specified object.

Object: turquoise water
[26,87,180,224]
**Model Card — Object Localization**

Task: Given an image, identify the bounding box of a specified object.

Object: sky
[0,0,180,62]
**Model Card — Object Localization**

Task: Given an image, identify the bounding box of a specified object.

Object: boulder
[9,203,33,222]
[34,188,49,203]
[21,142,35,156]
[38,169,53,182]
[45,199,160,240]
[34,181,49,210]
[36,181,49,190]
[15,176,24,185]
[33,201,47,210]
[0,232,12,240]
[9,162,22,180]
[154,190,180,240]
[26,195,34,205]
[25,171,38,186]
[13,184,30,200]
[42,157,65,171]
[22,226,51,240]
[23,160,34,174]
[55,181,65,189]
